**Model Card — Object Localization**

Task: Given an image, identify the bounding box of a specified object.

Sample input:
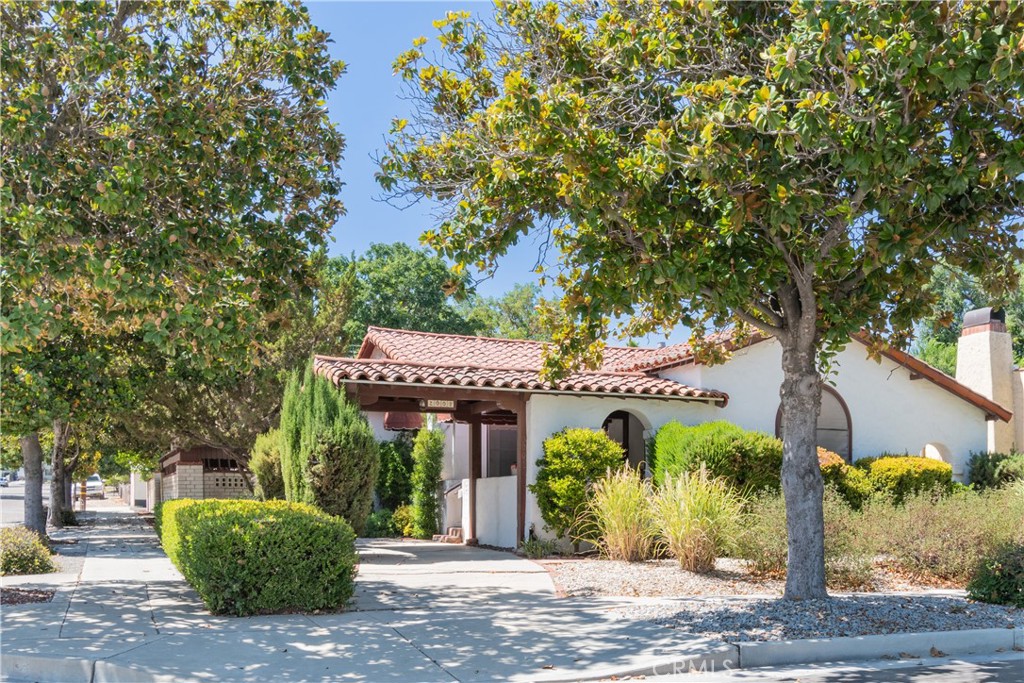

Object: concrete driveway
[353,539,556,611]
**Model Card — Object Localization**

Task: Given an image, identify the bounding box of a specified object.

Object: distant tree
[3,1,345,532]
[913,263,1024,374]
[380,3,1024,598]
[338,243,479,345]
[462,283,548,340]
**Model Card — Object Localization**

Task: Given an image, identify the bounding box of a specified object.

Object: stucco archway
[602,410,649,473]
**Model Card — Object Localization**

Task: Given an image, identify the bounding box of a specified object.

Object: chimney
[955,307,1014,452]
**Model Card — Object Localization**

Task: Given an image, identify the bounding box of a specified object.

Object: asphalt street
[658,651,1024,683]
[0,480,48,527]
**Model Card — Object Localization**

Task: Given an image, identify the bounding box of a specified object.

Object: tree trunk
[778,340,828,600]
[48,420,69,529]
[20,433,47,539]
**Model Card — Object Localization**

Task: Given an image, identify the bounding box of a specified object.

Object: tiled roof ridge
[364,325,648,352]
[315,354,667,379]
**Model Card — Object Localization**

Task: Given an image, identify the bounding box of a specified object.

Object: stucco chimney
[955,308,1015,452]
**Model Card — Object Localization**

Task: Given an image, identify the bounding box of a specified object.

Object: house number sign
[423,399,456,410]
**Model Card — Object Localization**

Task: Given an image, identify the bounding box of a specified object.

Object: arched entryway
[602,410,648,473]
[775,385,853,462]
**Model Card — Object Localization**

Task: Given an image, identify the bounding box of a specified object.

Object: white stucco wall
[465,475,517,547]
[660,338,991,479]
[523,394,722,543]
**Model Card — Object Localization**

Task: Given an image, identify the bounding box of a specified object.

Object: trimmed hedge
[968,451,1024,490]
[157,499,357,616]
[818,448,873,509]
[652,420,782,492]
[856,455,953,503]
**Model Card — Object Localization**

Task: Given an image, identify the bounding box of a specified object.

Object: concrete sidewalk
[1,500,728,682]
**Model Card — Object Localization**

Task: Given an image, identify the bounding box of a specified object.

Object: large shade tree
[379,1,1024,599]
[2,1,345,531]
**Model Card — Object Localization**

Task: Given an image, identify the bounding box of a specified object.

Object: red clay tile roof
[314,356,728,402]
[358,326,647,371]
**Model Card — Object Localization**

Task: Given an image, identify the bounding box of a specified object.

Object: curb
[735,626,1022,669]
[2,627,1020,682]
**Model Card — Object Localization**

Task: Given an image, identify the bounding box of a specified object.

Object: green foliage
[461,283,549,340]
[818,448,874,509]
[967,544,1024,608]
[393,504,416,538]
[2,1,345,366]
[652,421,782,492]
[861,485,1024,582]
[913,263,1024,369]
[736,487,873,588]
[968,451,1024,490]
[583,467,658,562]
[530,428,625,543]
[520,537,560,559]
[364,509,399,538]
[654,467,744,573]
[857,455,953,503]
[277,362,379,534]
[157,499,357,616]
[377,434,415,510]
[339,243,479,347]
[250,429,285,501]
[409,427,445,539]
[913,337,960,377]
[0,527,55,576]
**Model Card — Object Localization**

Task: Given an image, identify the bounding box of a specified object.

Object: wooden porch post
[466,418,482,545]
[515,396,528,548]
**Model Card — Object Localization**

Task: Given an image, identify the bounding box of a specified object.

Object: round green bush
[0,527,56,576]
[652,420,782,492]
[530,428,625,543]
[967,544,1024,607]
[158,499,357,616]
[392,504,416,537]
[857,455,953,503]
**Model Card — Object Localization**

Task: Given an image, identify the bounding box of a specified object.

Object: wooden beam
[466,418,482,546]
[515,397,528,548]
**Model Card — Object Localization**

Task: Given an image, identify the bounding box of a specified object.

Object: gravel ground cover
[541,557,959,598]
[616,594,1023,641]
[0,588,55,605]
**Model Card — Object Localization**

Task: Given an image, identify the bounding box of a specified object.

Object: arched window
[775,386,852,462]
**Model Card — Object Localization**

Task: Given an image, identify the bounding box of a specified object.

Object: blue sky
[304,1,685,344]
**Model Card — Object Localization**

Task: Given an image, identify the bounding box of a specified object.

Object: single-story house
[314,307,1020,549]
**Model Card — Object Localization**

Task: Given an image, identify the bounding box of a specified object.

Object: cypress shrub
[250,428,285,500]
[277,360,379,534]
[377,433,415,510]
[409,427,445,539]
[968,451,1024,489]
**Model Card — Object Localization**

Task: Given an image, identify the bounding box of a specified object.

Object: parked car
[0,476,9,487]
[72,474,105,499]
